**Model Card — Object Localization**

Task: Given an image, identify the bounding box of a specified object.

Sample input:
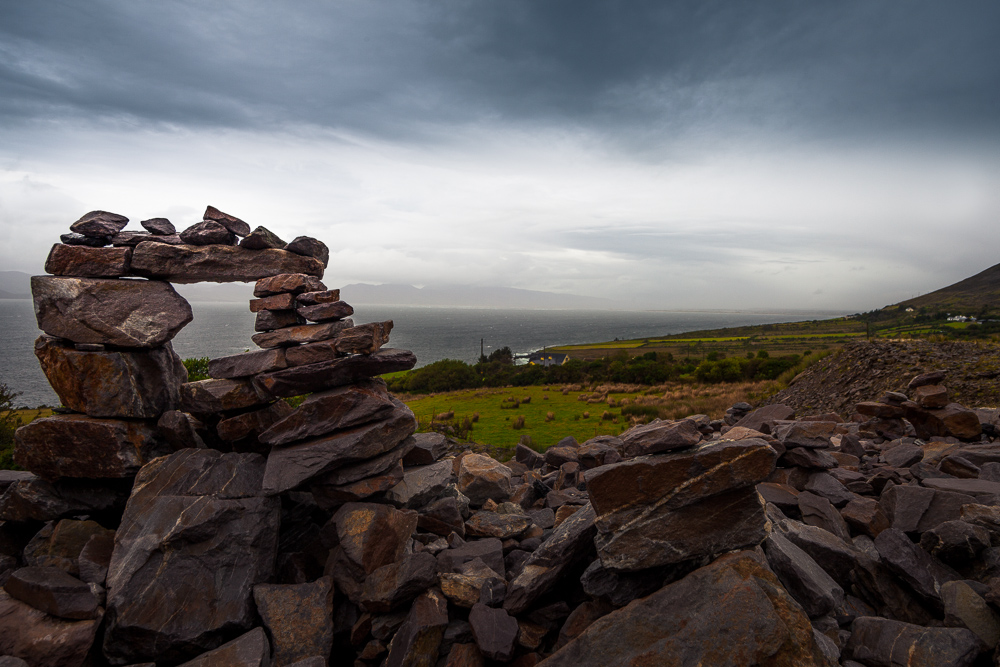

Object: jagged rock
[439,559,504,608]
[438,539,505,579]
[296,300,354,323]
[841,497,890,538]
[579,560,666,607]
[798,491,852,541]
[32,276,192,347]
[179,377,272,414]
[882,442,923,468]
[465,511,532,539]
[733,404,795,433]
[311,436,415,488]
[14,414,171,480]
[209,348,288,379]
[469,603,519,662]
[587,439,775,571]
[458,454,513,506]
[70,210,128,237]
[0,657,28,667]
[103,449,280,665]
[919,520,990,567]
[763,532,844,618]
[855,402,905,419]
[255,308,300,331]
[202,205,251,236]
[44,244,132,277]
[179,220,236,245]
[403,433,448,466]
[386,460,455,509]
[444,643,484,667]
[61,232,110,247]
[285,322,394,363]
[769,513,862,588]
[107,230,148,246]
[4,566,99,619]
[253,577,334,666]
[619,419,701,457]
[284,236,329,266]
[78,531,115,585]
[240,225,285,250]
[260,379,396,446]
[176,627,271,667]
[141,217,175,235]
[312,462,404,507]
[941,580,1000,648]
[131,243,324,283]
[0,476,130,522]
[262,398,416,494]
[23,519,114,578]
[384,588,449,667]
[538,550,834,667]
[0,589,103,667]
[804,471,854,507]
[34,335,185,418]
[254,273,327,297]
[909,370,947,389]
[158,410,208,449]
[845,616,982,667]
[914,384,950,409]
[781,447,838,469]
[504,505,596,614]
[216,400,294,443]
[905,402,982,441]
[874,528,959,609]
[879,484,975,533]
[939,455,980,478]
[254,348,416,397]
[251,319,353,348]
[774,421,837,449]
[360,552,438,613]
[922,477,1000,503]
[515,443,544,470]
[418,497,467,538]
[296,288,341,306]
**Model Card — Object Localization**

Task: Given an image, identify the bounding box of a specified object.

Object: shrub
[0,383,23,470]
[184,357,211,381]
[512,415,526,430]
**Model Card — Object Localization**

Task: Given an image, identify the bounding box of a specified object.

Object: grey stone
[845,616,982,667]
[3,566,100,620]
[141,217,176,235]
[69,210,128,237]
[763,532,844,618]
[179,220,236,245]
[131,243,324,283]
[239,225,286,250]
[203,205,251,237]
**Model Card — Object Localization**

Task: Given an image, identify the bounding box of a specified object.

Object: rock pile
[3,210,1000,666]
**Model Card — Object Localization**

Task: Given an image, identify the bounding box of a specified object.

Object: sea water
[0,299,844,407]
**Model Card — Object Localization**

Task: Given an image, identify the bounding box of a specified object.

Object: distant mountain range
[0,271,617,309]
[896,262,1000,313]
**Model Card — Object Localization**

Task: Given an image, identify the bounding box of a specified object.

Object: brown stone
[285,322,395,364]
[249,292,297,312]
[909,370,947,389]
[14,414,171,480]
[0,477,130,523]
[31,276,192,348]
[4,566,100,620]
[254,348,416,398]
[445,643,485,667]
[879,484,976,533]
[845,616,982,667]
[262,398,416,494]
[774,421,838,449]
[176,627,271,667]
[70,210,128,236]
[619,419,701,457]
[914,384,950,409]
[0,589,102,667]
[254,308,299,332]
[538,551,833,667]
[208,347,288,379]
[841,496,890,538]
[178,378,272,414]
[296,300,354,322]
[855,402,905,419]
[312,461,404,508]
[44,244,132,277]
[458,454,513,506]
[360,552,438,613]
[24,519,114,578]
[203,205,252,236]
[733,404,795,433]
[35,335,186,418]
[251,319,353,348]
[131,243,324,283]
[254,273,327,297]
[141,217,176,235]
[179,220,236,245]
[465,511,532,539]
[216,400,294,443]
[296,289,341,306]
[239,226,286,250]
[284,236,329,266]
[469,603,519,662]
[384,588,449,667]
[253,577,334,666]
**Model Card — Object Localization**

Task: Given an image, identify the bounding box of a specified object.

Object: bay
[0,299,844,408]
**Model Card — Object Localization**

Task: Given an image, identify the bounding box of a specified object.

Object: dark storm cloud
[1,1,998,145]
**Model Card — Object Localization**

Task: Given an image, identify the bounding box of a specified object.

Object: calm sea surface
[0,299,844,407]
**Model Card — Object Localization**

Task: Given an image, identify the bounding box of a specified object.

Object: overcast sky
[1,1,998,310]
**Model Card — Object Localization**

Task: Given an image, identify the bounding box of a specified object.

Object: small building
[527,351,568,367]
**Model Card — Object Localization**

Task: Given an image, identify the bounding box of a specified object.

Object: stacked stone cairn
[3,212,1000,666]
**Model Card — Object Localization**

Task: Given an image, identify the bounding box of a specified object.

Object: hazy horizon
[1,2,998,311]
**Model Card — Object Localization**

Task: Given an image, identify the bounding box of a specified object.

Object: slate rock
[458,454,513,506]
[176,627,271,667]
[284,236,329,266]
[103,449,280,665]
[922,477,1000,502]
[882,442,923,468]
[875,528,959,609]
[14,414,172,480]
[538,550,834,667]
[44,244,131,277]
[250,292,298,312]
[418,497,467,538]
[283,321,394,364]
[360,552,438,613]
[157,410,208,449]
[919,520,990,568]
[909,370,947,389]
[941,580,1000,648]
[262,398,416,494]
[179,220,237,245]
[469,603,519,662]
[465,511,532,540]
[515,443,544,469]
[131,243,324,283]
[70,210,128,237]
[260,378,396,446]
[587,439,776,571]
[311,462,404,507]
[78,531,115,585]
[110,230,154,246]
[311,435,415,488]
[239,225,285,250]
[34,335,186,418]
[403,432,449,466]
[0,476,130,522]
[203,205,251,236]
[296,289,342,306]
[845,616,982,667]
[878,484,976,533]
[216,400,294,443]
[841,496,890,538]
[804,472,854,507]
[251,319,353,349]
[255,308,300,331]
[733,404,796,433]
[774,421,837,449]
[254,348,416,398]
[798,491,852,542]
[619,419,701,457]
[254,577,334,666]
[579,559,667,607]
[178,377,272,414]
[4,566,99,620]
[32,276,192,347]
[23,519,113,578]
[939,455,980,478]
[296,300,354,323]
[61,232,111,247]
[254,273,327,297]
[208,347,288,379]
[781,447,838,469]
[914,384,950,409]
[385,588,449,667]
[387,460,455,509]
[0,589,102,667]
[141,217,176,235]
[438,539,505,579]
[763,532,844,618]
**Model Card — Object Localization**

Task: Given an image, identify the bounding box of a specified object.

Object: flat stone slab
[32,276,192,348]
[44,244,132,277]
[254,348,417,398]
[130,243,324,283]
[251,319,353,349]
[208,348,288,379]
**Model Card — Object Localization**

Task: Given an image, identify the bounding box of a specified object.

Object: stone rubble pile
[2,209,1000,666]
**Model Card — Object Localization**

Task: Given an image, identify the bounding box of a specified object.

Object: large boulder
[34,335,186,418]
[587,439,776,570]
[14,415,173,480]
[103,449,280,665]
[619,419,701,457]
[44,244,132,277]
[536,551,835,667]
[384,588,449,667]
[31,276,192,348]
[130,243,324,283]
[262,398,416,495]
[3,566,100,620]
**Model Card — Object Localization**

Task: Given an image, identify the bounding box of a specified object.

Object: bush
[184,357,211,381]
[0,383,23,470]
[512,415,526,430]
